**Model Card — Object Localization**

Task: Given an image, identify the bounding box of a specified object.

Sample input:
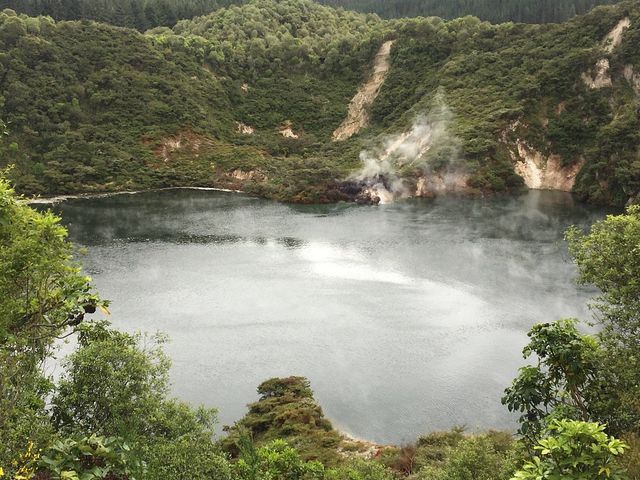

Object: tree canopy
[318,0,619,23]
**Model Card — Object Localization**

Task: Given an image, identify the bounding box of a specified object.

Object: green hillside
[0,0,639,204]
[318,0,619,23]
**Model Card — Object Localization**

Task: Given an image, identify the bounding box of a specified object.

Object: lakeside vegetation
[1,0,640,473]
[0,0,638,205]
[1,173,640,478]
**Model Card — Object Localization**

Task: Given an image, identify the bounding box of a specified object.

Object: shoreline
[25,186,246,205]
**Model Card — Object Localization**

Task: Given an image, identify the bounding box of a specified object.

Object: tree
[566,207,640,434]
[0,176,101,465]
[51,322,231,480]
[417,434,517,480]
[512,420,628,480]
[234,437,324,480]
[51,324,172,438]
[502,320,600,443]
[566,206,640,343]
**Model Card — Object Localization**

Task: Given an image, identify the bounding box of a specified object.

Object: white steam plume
[351,93,463,204]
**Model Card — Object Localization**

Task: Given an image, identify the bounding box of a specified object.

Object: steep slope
[332,40,394,141]
[1,0,639,205]
[0,11,250,194]
[360,2,640,205]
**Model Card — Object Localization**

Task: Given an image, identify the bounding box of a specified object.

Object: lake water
[47,189,610,444]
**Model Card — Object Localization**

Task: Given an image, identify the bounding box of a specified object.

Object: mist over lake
[48,189,611,444]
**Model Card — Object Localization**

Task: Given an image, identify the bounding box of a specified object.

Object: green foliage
[417,433,518,480]
[171,0,384,78]
[50,321,229,480]
[1,1,640,205]
[141,436,233,480]
[38,434,141,480]
[618,433,640,480]
[325,460,396,480]
[0,176,100,466]
[235,437,325,480]
[512,420,628,480]
[222,377,348,466]
[0,0,238,30]
[317,0,618,23]
[566,206,640,337]
[52,324,173,438]
[566,206,640,434]
[502,320,600,442]
[0,11,235,195]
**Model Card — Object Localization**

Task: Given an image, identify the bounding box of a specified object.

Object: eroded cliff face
[415,172,471,198]
[236,122,255,135]
[332,40,395,141]
[604,17,631,53]
[155,131,216,162]
[512,140,584,192]
[582,58,613,89]
[624,64,640,94]
[582,17,630,89]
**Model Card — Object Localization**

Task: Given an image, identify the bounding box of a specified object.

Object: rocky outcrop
[332,40,394,142]
[415,172,471,198]
[337,170,471,205]
[603,17,630,53]
[581,58,612,89]
[623,64,640,94]
[155,131,215,162]
[512,140,584,192]
[280,127,299,139]
[229,169,264,181]
[279,120,299,139]
[582,18,630,90]
[236,122,255,135]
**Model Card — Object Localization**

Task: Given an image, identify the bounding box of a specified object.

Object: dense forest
[0,0,240,29]
[318,0,619,23]
[2,173,640,478]
[1,0,639,205]
[0,0,623,27]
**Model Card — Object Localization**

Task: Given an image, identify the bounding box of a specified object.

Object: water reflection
[44,189,614,444]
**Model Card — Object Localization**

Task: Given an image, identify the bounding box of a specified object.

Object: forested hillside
[0,0,240,29]
[0,0,639,205]
[0,0,622,27]
[318,0,619,23]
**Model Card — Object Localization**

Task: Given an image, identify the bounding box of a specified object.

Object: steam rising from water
[352,94,463,203]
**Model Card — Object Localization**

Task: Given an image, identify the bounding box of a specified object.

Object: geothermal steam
[351,95,463,204]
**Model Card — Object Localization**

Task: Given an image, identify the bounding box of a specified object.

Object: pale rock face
[362,184,396,204]
[279,127,299,139]
[582,18,630,90]
[513,140,584,192]
[415,172,470,197]
[332,40,395,142]
[236,122,255,135]
[581,58,612,89]
[156,132,211,162]
[603,17,631,53]
[623,64,640,94]
[228,168,266,182]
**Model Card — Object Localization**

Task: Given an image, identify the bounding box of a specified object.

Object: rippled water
[48,189,611,444]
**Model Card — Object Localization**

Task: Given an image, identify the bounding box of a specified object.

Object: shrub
[512,420,628,480]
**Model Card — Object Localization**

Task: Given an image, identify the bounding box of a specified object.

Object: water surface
[49,190,610,444]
